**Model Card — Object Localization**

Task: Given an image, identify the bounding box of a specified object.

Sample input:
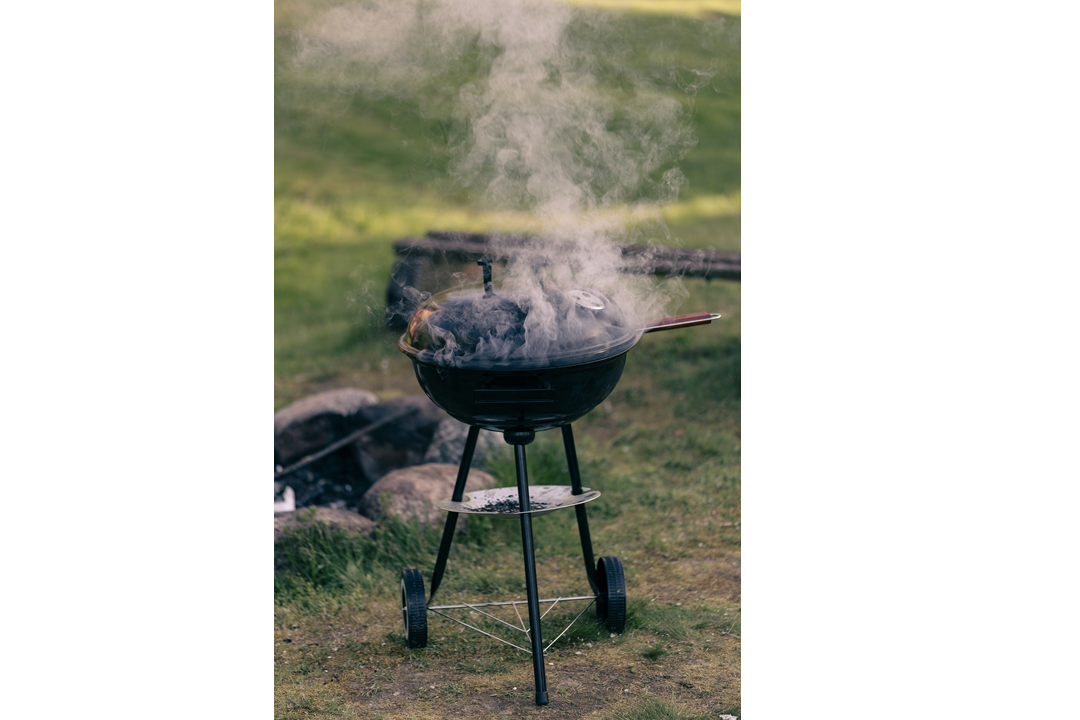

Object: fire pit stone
[350,396,446,482]
[274,388,378,465]
[274,506,375,543]
[359,463,496,527]
[422,418,505,467]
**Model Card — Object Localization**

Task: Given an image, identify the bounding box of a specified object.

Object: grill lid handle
[477,258,494,297]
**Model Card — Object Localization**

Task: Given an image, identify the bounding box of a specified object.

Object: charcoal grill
[397,260,718,706]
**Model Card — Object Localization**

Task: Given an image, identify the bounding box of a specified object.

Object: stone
[359,463,498,527]
[274,507,376,542]
[274,388,379,465]
[350,395,446,482]
[422,418,506,469]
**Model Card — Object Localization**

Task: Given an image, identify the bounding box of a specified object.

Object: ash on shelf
[472,498,550,513]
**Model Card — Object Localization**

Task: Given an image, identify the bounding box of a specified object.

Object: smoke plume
[288,0,713,359]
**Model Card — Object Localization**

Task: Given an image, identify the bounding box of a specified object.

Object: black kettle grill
[397,260,718,706]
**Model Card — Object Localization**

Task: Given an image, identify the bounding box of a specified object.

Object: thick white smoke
[290,0,711,359]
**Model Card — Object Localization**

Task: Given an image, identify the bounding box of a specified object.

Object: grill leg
[562,424,598,595]
[427,425,480,604]
[512,439,549,706]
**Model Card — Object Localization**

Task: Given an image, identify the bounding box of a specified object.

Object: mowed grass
[275,1,740,717]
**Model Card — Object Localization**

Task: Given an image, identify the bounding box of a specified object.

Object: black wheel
[595,556,626,633]
[401,568,428,648]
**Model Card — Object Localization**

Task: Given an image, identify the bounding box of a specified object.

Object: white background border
[4,1,1079,717]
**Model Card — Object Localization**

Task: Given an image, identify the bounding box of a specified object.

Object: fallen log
[385,231,740,328]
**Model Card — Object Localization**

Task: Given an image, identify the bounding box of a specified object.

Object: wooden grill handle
[642,312,721,334]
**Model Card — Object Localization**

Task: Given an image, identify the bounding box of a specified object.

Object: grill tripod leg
[510,436,548,706]
[562,424,598,594]
[428,425,480,605]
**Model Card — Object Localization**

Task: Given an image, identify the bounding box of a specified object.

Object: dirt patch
[279,632,740,719]
[276,550,741,719]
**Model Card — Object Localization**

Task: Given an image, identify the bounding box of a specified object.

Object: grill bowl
[400,336,627,432]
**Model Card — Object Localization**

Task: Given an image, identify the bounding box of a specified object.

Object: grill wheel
[595,556,626,633]
[401,568,428,648]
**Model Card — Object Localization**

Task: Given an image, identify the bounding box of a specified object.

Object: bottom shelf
[437,485,601,516]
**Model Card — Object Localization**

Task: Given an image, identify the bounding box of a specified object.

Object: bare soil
[275,538,740,719]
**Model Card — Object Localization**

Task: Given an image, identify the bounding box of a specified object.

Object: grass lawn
[275,1,740,717]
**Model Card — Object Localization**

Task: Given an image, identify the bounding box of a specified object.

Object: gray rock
[357,395,445,451]
[274,388,378,465]
[274,507,376,542]
[350,395,446,482]
[359,463,497,527]
[423,418,506,468]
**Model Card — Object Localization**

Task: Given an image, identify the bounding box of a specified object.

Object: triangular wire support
[426,596,597,657]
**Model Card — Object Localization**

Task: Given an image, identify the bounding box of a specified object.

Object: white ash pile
[274,388,505,535]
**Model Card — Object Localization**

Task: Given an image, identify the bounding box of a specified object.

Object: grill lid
[400,262,636,370]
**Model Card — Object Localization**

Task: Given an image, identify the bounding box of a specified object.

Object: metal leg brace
[563,424,599,594]
[513,440,549,706]
[428,426,480,604]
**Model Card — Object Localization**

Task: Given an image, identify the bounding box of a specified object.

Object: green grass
[613,698,731,720]
[275,1,739,717]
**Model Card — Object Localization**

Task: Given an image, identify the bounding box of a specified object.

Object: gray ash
[474,498,549,513]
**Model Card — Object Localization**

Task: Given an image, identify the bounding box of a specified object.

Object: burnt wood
[392,231,740,280]
[386,230,739,328]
